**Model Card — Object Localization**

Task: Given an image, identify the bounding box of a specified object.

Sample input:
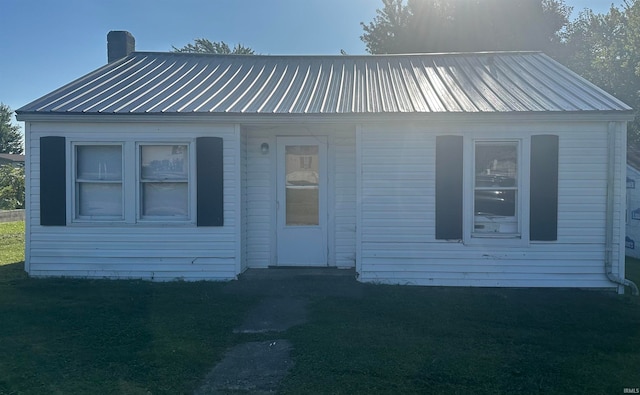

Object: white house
[16,31,638,293]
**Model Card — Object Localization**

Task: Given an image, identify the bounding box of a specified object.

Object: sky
[0,0,625,120]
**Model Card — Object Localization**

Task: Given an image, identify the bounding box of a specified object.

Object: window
[435,134,558,243]
[71,142,192,223]
[473,141,519,236]
[140,145,189,219]
[41,136,224,227]
[74,145,123,220]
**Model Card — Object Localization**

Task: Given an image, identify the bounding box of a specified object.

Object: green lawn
[0,220,24,266]
[1,221,640,394]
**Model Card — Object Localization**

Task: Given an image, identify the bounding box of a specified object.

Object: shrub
[0,164,25,209]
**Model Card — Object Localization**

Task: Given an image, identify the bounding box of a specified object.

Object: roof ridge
[131,50,544,59]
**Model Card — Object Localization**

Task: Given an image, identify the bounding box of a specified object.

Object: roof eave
[15,110,636,124]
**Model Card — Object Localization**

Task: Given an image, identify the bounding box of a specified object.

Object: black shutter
[435,135,463,240]
[530,135,559,241]
[40,136,66,226]
[196,137,224,226]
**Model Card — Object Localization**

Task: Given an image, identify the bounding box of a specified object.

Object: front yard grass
[1,220,639,394]
[0,220,24,268]
[282,282,640,394]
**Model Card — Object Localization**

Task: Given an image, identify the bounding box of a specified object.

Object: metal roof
[17,51,632,116]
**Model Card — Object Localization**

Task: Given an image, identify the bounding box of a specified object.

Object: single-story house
[0,153,25,167]
[16,31,638,293]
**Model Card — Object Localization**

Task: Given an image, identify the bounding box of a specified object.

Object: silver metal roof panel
[17,52,632,116]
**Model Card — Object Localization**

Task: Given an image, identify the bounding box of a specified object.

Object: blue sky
[0,0,623,118]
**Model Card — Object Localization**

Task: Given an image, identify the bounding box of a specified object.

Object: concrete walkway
[223,267,361,298]
[195,268,360,394]
[234,297,309,334]
[194,340,294,395]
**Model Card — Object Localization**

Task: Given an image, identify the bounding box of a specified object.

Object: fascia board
[15,111,636,124]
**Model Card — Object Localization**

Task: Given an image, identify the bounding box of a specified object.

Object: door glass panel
[285,145,319,226]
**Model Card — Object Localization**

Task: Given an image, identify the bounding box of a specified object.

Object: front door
[276,136,328,266]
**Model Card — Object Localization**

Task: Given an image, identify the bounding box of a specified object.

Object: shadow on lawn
[0,261,27,282]
[282,283,640,394]
[2,261,640,394]
[0,263,257,394]
[626,257,640,286]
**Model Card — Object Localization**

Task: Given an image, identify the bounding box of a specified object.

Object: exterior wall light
[261,142,269,154]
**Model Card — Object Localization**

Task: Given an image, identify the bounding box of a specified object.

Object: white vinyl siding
[26,122,238,281]
[333,131,357,268]
[358,121,625,289]
[244,129,273,268]
[240,127,249,271]
[23,117,626,288]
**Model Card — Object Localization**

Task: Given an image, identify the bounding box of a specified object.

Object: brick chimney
[107,31,135,62]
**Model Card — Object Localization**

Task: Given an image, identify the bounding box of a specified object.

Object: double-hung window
[72,142,192,223]
[473,141,519,237]
[139,144,189,220]
[42,136,223,227]
[74,144,123,220]
[436,134,558,243]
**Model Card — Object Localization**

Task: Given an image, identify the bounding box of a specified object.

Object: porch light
[261,142,269,154]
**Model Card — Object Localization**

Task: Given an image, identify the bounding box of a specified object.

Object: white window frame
[463,136,530,246]
[70,140,196,225]
[71,142,125,222]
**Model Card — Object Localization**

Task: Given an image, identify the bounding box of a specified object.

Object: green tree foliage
[172,39,255,54]
[0,164,24,210]
[361,0,571,55]
[0,103,23,155]
[562,1,640,143]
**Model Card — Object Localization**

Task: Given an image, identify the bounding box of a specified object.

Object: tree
[561,1,640,143]
[0,103,23,155]
[0,164,24,210]
[360,0,571,55]
[172,39,255,54]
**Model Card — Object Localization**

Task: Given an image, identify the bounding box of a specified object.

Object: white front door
[276,136,328,266]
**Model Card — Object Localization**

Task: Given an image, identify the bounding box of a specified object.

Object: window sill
[471,233,521,239]
[465,234,528,247]
[69,221,196,227]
